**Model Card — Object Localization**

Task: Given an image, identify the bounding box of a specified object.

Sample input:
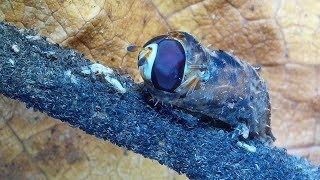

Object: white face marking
[138,43,158,80]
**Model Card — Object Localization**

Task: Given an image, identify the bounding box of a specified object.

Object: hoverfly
[129,32,274,143]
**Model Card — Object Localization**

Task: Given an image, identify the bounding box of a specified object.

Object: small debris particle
[26,35,42,41]
[81,63,126,93]
[209,50,218,58]
[237,141,257,153]
[65,70,78,84]
[227,102,235,109]
[105,76,126,93]
[240,125,249,139]
[89,63,113,75]
[81,66,91,75]
[233,124,249,139]
[65,70,72,76]
[11,44,19,53]
[8,59,15,65]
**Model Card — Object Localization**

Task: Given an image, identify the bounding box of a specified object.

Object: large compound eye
[151,39,186,92]
[138,35,186,93]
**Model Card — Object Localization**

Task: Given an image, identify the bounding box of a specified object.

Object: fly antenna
[127,44,150,52]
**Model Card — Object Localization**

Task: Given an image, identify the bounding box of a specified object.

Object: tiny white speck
[65,70,78,84]
[227,102,235,109]
[9,59,15,65]
[12,44,19,53]
[70,75,78,84]
[241,126,249,139]
[65,70,72,76]
[210,50,218,58]
[81,66,91,75]
[26,35,42,41]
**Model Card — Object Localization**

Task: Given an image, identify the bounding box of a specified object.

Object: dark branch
[0,22,318,179]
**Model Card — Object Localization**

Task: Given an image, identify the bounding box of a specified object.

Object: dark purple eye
[151,39,186,92]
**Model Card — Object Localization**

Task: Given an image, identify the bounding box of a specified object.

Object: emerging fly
[131,32,275,144]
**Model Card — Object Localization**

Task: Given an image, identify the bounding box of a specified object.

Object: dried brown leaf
[0,0,319,178]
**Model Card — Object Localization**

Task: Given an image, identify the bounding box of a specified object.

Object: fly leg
[175,73,200,96]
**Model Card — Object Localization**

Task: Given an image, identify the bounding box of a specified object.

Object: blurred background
[0,0,319,179]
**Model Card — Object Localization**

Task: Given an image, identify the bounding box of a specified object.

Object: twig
[0,22,318,179]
